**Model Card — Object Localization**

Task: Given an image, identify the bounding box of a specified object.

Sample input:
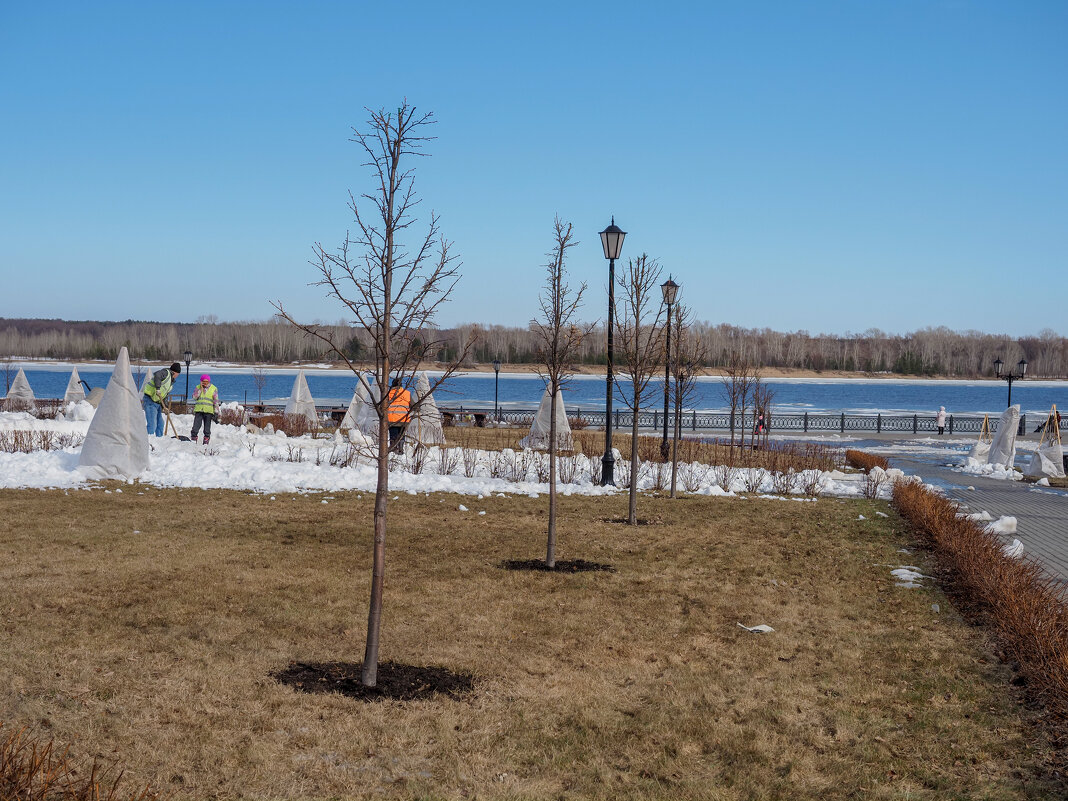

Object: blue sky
[1,1,1064,337]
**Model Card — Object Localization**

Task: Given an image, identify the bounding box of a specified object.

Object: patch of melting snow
[891,566,927,588]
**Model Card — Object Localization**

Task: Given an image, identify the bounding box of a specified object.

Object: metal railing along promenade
[443,407,1061,436]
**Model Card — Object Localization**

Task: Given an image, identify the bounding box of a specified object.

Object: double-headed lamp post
[599,217,626,486]
[492,359,501,421]
[183,349,193,402]
[660,276,679,459]
[993,357,1027,407]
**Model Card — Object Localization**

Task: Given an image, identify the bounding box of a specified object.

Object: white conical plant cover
[3,367,36,411]
[64,368,86,403]
[967,414,992,463]
[339,373,379,435]
[1024,407,1065,479]
[987,404,1020,468]
[284,369,318,426]
[519,386,573,451]
[78,346,150,479]
[406,372,446,446]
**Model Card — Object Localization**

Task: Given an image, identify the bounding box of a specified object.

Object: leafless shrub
[771,468,799,495]
[558,454,578,485]
[742,467,764,493]
[218,406,246,426]
[681,462,706,493]
[329,444,360,468]
[409,444,429,475]
[650,460,669,491]
[533,453,550,483]
[587,453,601,484]
[438,446,460,476]
[506,450,530,483]
[489,451,509,480]
[801,469,823,497]
[286,445,305,463]
[461,442,479,478]
[28,399,64,420]
[716,464,737,493]
[864,469,889,499]
[255,414,314,438]
[0,430,81,453]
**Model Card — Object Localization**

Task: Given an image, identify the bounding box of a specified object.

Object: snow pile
[0,406,875,500]
[891,567,927,588]
[983,515,1018,536]
[1002,539,1025,559]
[956,458,1021,481]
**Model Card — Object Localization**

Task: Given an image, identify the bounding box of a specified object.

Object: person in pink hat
[190,374,220,444]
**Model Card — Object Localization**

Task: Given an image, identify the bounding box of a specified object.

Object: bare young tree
[273,102,467,688]
[752,377,775,449]
[669,303,706,497]
[614,253,666,525]
[251,367,268,406]
[530,217,590,567]
[721,353,756,449]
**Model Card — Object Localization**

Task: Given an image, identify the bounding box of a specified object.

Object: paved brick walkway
[890,455,1068,584]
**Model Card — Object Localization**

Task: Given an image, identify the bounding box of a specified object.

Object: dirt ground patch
[0,487,1064,799]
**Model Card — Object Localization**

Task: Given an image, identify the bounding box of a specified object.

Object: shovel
[162,400,191,441]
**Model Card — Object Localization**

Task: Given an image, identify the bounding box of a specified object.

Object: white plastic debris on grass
[736,623,775,634]
[892,567,927,588]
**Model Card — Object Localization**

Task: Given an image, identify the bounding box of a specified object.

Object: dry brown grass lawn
[0,486,1062,800]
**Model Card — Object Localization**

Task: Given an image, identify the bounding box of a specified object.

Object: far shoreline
[6,357,1068,383]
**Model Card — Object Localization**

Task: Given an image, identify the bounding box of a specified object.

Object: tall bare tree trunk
[628,413,640,524]
[363,414,389,686]
[546,389,557,567]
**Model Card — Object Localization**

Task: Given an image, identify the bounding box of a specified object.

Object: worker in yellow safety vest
[142,362,182,437]
[386,378,411,450]
[190,374,221,445]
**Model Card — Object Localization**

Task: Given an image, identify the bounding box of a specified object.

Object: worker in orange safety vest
[386,377,411,450]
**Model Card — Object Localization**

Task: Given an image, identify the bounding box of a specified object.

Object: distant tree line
[0,317,1065,378]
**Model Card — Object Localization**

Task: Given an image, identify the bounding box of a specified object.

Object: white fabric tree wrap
[967,414,992,463]
[339,373,379,435]
[78,347,150,479]
[284,369,319,427]
[519,386,573,451]
[63,368,86,404]
[1024,405,1065,479]
[3,367,36,412]
[405,371,446,446]
[987,405,1020,468]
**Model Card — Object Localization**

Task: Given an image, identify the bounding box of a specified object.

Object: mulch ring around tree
[500,558,616,573]
[272,661,475,702]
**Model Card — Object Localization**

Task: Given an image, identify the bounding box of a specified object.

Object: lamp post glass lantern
[993,356,1028,407]
[660,276,679,458]
[492,359,501,421]
[183,350,192,402]
[599,218,626,486]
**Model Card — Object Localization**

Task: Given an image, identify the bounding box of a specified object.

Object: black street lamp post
[183,349,193,402]
[993,357,1028,407]
[599,218,626,486]
[660,276,679,459]
[493,359,501,422]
